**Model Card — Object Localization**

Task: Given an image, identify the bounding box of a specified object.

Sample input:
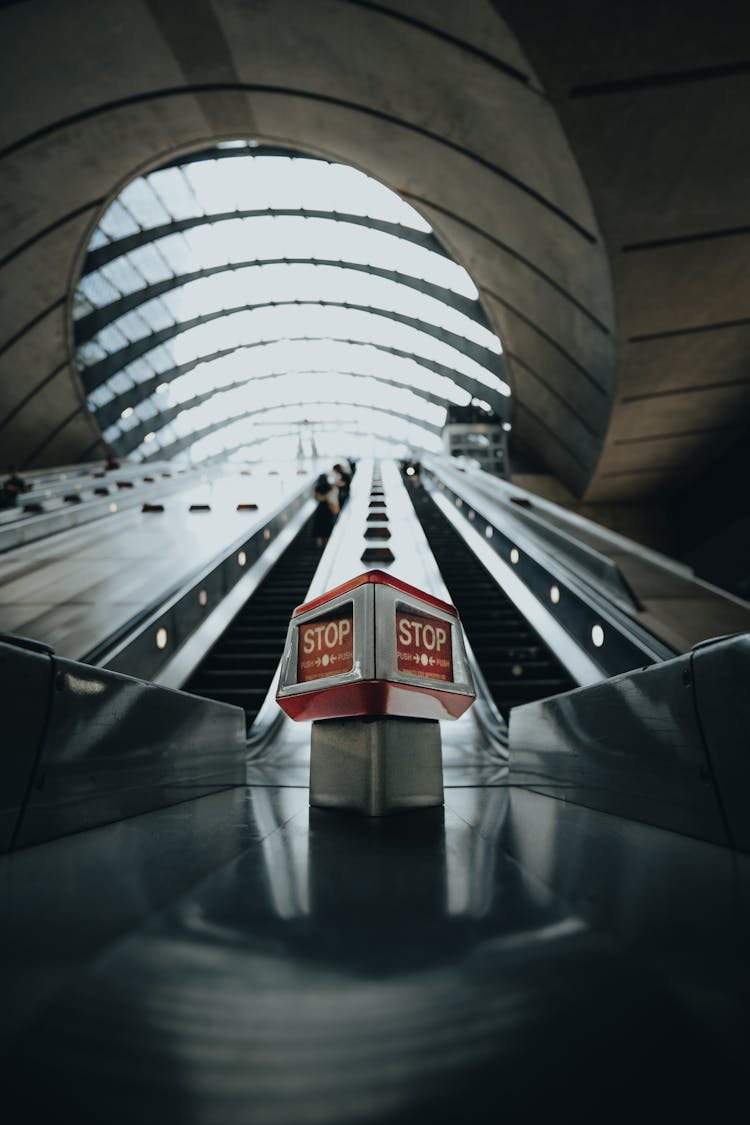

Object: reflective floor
[2,717,749,1123]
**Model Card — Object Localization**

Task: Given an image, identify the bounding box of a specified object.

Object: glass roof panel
[88,228,110,251]
[156,341,472,409]
[148,167,205,220]
[124,357,158,385]
[99,257,146,298]
[135,403,444,463]
[72,291,95,322]
[182,159,246,214]
[96,216,475,298]
[97,323,130,355]
[126,244,174,285]
[114,310,152,344]
[78,271,121,308]
[91,305,509,400]
[98,199,140,240]
[88,264,497,354]
[88,383,114,408]
[119,178,172,229]
[156,233,195,275]
[77,148,508,460]
[138,298,176,333]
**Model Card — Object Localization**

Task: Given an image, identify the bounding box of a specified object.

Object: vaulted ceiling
[1,0,748,510]
[73,147,509,464]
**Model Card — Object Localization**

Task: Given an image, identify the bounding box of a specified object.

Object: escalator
[405,479,575,718]
[185,475,575,727]
[182,516,322,725]
[4,465,749,1123]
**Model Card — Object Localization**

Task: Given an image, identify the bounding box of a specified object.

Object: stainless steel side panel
[692,633,750,851]
[6,653,246,851]
[508,651,729,846]
[0,641,54,850]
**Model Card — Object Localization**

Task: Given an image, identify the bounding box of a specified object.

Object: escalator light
[510,548,520,564]
[108,502,118,513]
[485,526,493,538]
[592,624,605,648]
[155,627,168,650]
[550,586,560,604]
[238,550,247,567]
[263,529,271,540]
[455,498,463,508]
[198,589,208,606]
[468,510,475,520]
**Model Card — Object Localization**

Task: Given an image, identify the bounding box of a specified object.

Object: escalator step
[182,515,322,726]
[404,478,576,719]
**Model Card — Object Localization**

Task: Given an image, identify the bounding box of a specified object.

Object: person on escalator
[0,465,28,508]
[312,473,339,548]
[333,463,351,507]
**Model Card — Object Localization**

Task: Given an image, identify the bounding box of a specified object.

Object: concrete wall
[0,0,748,544]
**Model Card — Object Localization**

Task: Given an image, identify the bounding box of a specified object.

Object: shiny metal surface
[428,481,604,686]
[156,496,316,690]
[0,463,198,554]
[372,580,473,699]
[0,639,52,850]
[692,633,750,851]
[0,785,282,1046]
[508,650,729,845]
[309,717,444,815]
[275,464,484,734]
[4,648,246,853]
[101,480,313,680]
[0,467,314,661]
[426,454,750,654]
[425,454,642,614]
[2,460,749,1120]
[427,470,671,677]
[277,576,474,718]
[2,753,748,1122]
[278,582,377,698]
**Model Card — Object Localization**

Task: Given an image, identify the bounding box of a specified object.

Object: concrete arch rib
[80,302,506,396]
[95,337,505,432]
[0,86,596,242]
[141,401,441,463]
[0,0,615,493]
[75,259,485,342]
[111,368,450,457]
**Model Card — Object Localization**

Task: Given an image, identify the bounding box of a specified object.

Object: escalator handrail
[424,461,676,668]
[246,467,366,752]
[83,474,316,667]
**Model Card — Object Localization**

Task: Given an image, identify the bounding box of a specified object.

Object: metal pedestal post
[309,716,444,816]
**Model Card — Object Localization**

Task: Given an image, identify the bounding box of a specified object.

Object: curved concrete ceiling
[0,0,748,506]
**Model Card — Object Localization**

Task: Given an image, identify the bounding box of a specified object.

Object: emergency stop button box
[276,570,475,722]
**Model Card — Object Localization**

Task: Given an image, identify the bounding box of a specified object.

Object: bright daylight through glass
[74,144,509,464]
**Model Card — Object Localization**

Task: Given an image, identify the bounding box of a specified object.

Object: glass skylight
[74,147,508,461]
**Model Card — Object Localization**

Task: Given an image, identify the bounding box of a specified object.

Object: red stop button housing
[276,571,475,722]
